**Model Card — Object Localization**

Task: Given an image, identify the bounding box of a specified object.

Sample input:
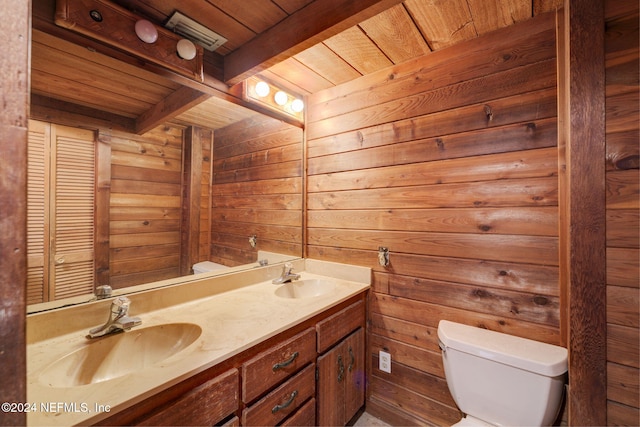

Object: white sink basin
[274,278,336,299]
[39,323,201,388]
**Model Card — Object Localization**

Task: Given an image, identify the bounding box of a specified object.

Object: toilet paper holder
[378,247,390,267]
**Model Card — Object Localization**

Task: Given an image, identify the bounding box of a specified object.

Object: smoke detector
[165,11,227,52]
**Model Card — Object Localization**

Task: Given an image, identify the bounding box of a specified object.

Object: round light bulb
[255,81,270,98]
[291,99,304,113]
[134,20,158,44]
[177,39,197,60]
[274,91,288,106]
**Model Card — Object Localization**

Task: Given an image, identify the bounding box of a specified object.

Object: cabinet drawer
[242,327,316,403]
[316,299,365,353]
[220,415,239,426]
[137,369,238,426]
[281,397,315,427]
[241,363,315,426]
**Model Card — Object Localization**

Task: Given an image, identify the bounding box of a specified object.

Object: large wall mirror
[27,5,303,312]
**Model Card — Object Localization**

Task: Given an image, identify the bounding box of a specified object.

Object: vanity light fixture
[274,91,288,106]
[244,76,304,122]
[291,99,304,113]
[134,19,158,43]
[255,81,270,97]
[176,38,197,60]
[55,0,204,81]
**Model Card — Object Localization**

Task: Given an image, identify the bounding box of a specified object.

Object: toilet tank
[192,261,229,274]
[438,320,567,426]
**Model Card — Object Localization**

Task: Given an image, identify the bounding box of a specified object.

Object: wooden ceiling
[30,0,563,133]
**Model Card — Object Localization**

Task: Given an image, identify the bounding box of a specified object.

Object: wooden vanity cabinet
[94,293,367,427]
[316,300,366,426]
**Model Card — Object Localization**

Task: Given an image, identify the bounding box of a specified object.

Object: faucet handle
[95,285,112,299]
[111,296,131,314]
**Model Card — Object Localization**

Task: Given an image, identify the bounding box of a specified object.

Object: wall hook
[249,235,257,248]
[378,247,390,267]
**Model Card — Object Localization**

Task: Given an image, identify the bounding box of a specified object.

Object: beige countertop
[27,259,370,426]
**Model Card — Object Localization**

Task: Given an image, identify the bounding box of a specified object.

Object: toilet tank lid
[438,320,568,377]
[193,261,228,271]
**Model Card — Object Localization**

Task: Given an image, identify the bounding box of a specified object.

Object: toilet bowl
[192,261,229,274]
[437,320,567,426]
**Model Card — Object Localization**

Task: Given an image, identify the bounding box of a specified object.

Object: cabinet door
[343,327,365,422]
[316,341,346,426]
[317,328,365,427]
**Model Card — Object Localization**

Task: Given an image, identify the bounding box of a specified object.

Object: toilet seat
[452,415,495,427]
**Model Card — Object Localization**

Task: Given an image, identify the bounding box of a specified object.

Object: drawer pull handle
[273,351,299,371]
[272,390,298,414]
[348,346,355,372]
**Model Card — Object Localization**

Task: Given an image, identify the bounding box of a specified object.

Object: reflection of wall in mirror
[26,114,303,309]
[211,114,303,268]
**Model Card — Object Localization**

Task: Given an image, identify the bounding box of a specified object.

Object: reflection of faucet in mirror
[87,296,142,339]
[272,262,301,284]
[94,285,112,300]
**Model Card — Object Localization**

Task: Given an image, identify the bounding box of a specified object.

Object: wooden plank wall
[211,115,303,266]
[604,1,640,424]
[0,0,29,423]
[108,125,186,288]
[199,129,213,262]
[306,12,560,426]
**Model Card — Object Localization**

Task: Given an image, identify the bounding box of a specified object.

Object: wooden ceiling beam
[223,0,406,85]
[135,87,212,134]
[30,94,137,133]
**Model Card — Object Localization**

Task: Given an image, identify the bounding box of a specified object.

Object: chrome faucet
[87,296,142,339]
[272,262,300,284]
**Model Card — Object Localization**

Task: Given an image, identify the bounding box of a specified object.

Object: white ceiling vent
[165,11,227,52]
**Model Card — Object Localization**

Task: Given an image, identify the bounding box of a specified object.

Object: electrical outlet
[379,350,391,373]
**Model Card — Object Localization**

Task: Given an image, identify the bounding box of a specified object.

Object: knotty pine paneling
[306,11,560,425]
[109,125,185,288]
[211,115,303,266]
[605,0,639,422]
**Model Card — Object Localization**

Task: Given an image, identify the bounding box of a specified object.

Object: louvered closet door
[51,124,96,300]
[27,120,50,304]
[27,120,96,303]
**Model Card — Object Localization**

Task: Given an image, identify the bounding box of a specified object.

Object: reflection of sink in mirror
[274,279,336,299]
[39,323,201,388]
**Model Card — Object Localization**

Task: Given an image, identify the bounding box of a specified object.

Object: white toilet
[192,261,229,274]
[437,320,567,426]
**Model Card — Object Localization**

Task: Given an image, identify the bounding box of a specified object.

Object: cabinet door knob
[55,257,65,265]
[271,390,298,414]
[272,351,299,372]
